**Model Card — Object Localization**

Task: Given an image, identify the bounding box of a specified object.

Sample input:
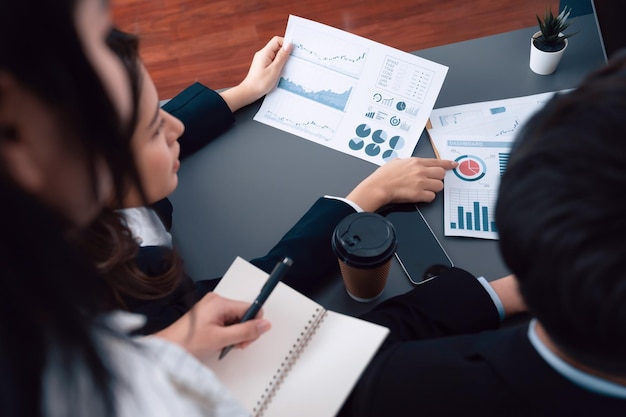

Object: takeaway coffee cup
[331,212,397,302]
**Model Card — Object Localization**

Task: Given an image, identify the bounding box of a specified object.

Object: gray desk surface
[169,14,605,316]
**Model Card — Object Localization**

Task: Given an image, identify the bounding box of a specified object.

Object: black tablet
[384,206,453,284]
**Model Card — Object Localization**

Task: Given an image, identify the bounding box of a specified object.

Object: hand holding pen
[219,256,294,360]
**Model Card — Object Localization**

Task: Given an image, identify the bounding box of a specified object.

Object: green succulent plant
[534,5,575,52]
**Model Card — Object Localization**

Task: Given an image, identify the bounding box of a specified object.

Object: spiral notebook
[204,257,389,417]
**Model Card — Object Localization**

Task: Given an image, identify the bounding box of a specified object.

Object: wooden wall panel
[112,0,559,99]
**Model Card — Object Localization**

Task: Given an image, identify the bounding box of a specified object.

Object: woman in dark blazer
[83,29,456,339]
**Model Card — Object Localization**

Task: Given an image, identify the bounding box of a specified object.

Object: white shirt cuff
[323,195,364,213]
[476,276,505,321]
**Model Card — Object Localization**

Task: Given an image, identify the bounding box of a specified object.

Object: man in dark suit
[338,52,626,416]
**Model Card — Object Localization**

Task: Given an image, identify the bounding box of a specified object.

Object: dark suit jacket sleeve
[360,267,501,346]
[161,82,235,160]
[337,269,503,417]
[340,271,626,416]
[128,197,354,332]
[250,197,357,295]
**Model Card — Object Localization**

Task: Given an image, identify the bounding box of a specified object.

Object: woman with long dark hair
[0,1,262,415]
[81,28,459,354]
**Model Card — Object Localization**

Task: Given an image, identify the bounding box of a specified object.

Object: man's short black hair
[496,50,626,376]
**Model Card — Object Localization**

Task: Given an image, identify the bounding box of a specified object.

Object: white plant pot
[529,31,568,75]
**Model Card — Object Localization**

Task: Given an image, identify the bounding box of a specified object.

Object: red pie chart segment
[453,155,486,181]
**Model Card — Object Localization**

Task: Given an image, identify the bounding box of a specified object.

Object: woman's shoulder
[95,312,250,417]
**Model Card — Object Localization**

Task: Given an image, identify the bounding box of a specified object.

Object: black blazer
[339,267,626,416]
[162,81,235,159]
[129,197,356,334]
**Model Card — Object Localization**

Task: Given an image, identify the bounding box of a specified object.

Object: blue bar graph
[448,188,498,234]
[473,202,480,230]
[456,206,464,229]
[482,206,489,231]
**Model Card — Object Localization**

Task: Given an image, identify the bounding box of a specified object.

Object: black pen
[218,256,294,360]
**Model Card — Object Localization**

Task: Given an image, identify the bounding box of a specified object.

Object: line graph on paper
[259,56,352,140]
[259,91,342,142]
[276,58,356,112]
[289,30,369,78]
[277,77,352,111]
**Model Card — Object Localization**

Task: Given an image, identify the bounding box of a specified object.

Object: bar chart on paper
[438,137,514,240]
[448,188,498,234]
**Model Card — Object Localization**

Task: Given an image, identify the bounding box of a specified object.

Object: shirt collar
[528,318,626,399]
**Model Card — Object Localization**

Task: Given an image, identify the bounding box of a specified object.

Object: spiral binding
[252,306,328,417]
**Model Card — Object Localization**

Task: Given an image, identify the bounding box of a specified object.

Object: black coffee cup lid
[332,212,397,268]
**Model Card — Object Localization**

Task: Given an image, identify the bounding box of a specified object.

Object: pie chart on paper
[453,155,486,181]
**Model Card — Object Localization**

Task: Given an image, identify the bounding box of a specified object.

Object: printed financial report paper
[427,91,566,239]
[254,15,448,166]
